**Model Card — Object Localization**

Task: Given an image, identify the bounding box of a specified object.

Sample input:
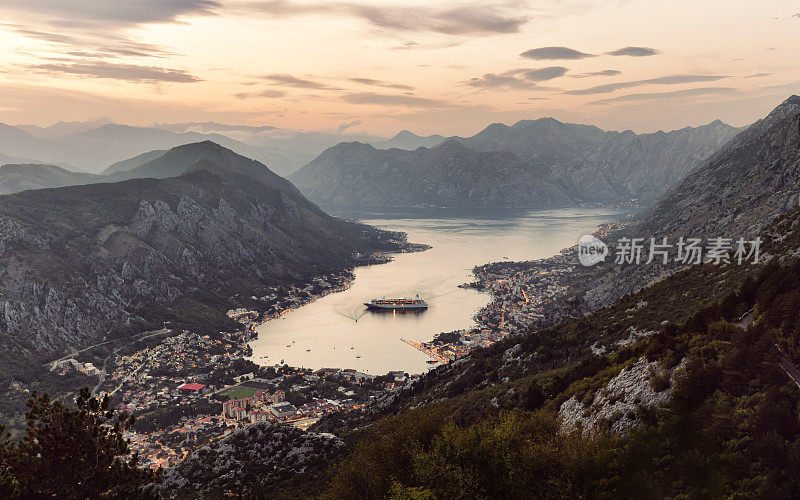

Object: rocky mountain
[638,95,800,238]
[289,140,575,208]
[291,117,741,208]
[580,96,800,310]
[0,164,103,195]
[371,130,445,150]
[452,117,742,204]
[0,142,401,378]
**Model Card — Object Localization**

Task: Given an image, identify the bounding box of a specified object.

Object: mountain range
[289,140,575,208]
[0,121,443,178]
[291,118,742,208]
[0,142,402,379]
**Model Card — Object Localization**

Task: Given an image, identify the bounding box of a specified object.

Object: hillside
[582,95,800,310]
[290,140,575,208]
[0,143,404,381]
[639,95,800,238]
[0,164,103,194]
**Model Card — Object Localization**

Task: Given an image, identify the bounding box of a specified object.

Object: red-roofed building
[178,383,206,393]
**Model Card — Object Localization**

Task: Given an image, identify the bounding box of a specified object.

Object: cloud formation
[250,1,528,35]
[235,89,286,99]
[336,119,362,132]
[607,46,660,57]
[520,46,594,60]
[588,87,736,105]
[571,69,621,78]
[467,66,566,89]
[467,72,537,89]
[524,66,568,81]
[566,75,729,95]
[341,92,446,107]
[261,74,333,89]
[2,24,173,59]
[0,0,220,29]
[350,78,413,90]
[28,62,202,83]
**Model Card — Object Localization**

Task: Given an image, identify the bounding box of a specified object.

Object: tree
[1,388,153,498]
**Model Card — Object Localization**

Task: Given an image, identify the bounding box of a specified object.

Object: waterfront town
[42,221,628,471]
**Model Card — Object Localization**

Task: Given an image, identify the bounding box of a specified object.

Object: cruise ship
[364,295,428,311]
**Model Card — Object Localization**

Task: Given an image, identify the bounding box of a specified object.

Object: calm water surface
[249,207,623,375]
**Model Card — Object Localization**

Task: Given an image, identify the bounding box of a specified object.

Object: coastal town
[41,218,629,471]
[404,217,635,362]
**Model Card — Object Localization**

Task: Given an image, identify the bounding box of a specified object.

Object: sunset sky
[0,0,798,136]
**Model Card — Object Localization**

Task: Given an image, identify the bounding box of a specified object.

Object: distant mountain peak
[391,130,418,139]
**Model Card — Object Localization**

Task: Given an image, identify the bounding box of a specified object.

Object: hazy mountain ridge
[101,149,167,175]
[370,130,445,150]
[292,117,742,208]
[289,140,576,208]
[0,122,302,176]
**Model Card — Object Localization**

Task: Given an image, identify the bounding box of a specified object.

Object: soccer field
[221,385,260,400]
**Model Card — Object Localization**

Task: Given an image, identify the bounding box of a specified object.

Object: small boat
[426,360,438,364]
[356,355,361,358]
[305,349,311,352]
[350,346,354,350]
[280,359,284,363]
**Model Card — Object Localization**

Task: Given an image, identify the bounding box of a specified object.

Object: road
[81,328,172,396]
[46,328,171,369]
[778,356,800,391]
[737,310,800,390]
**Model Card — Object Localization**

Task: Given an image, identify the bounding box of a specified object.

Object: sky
[0,0,798,137]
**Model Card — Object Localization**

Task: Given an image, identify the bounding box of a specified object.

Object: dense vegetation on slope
[0,389,153,498]
[317,212,800,499]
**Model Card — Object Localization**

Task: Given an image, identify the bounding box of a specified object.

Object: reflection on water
[248,207,622,375]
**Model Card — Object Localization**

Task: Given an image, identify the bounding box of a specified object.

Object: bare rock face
[559,356,687,436]
[146,422,345,498]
